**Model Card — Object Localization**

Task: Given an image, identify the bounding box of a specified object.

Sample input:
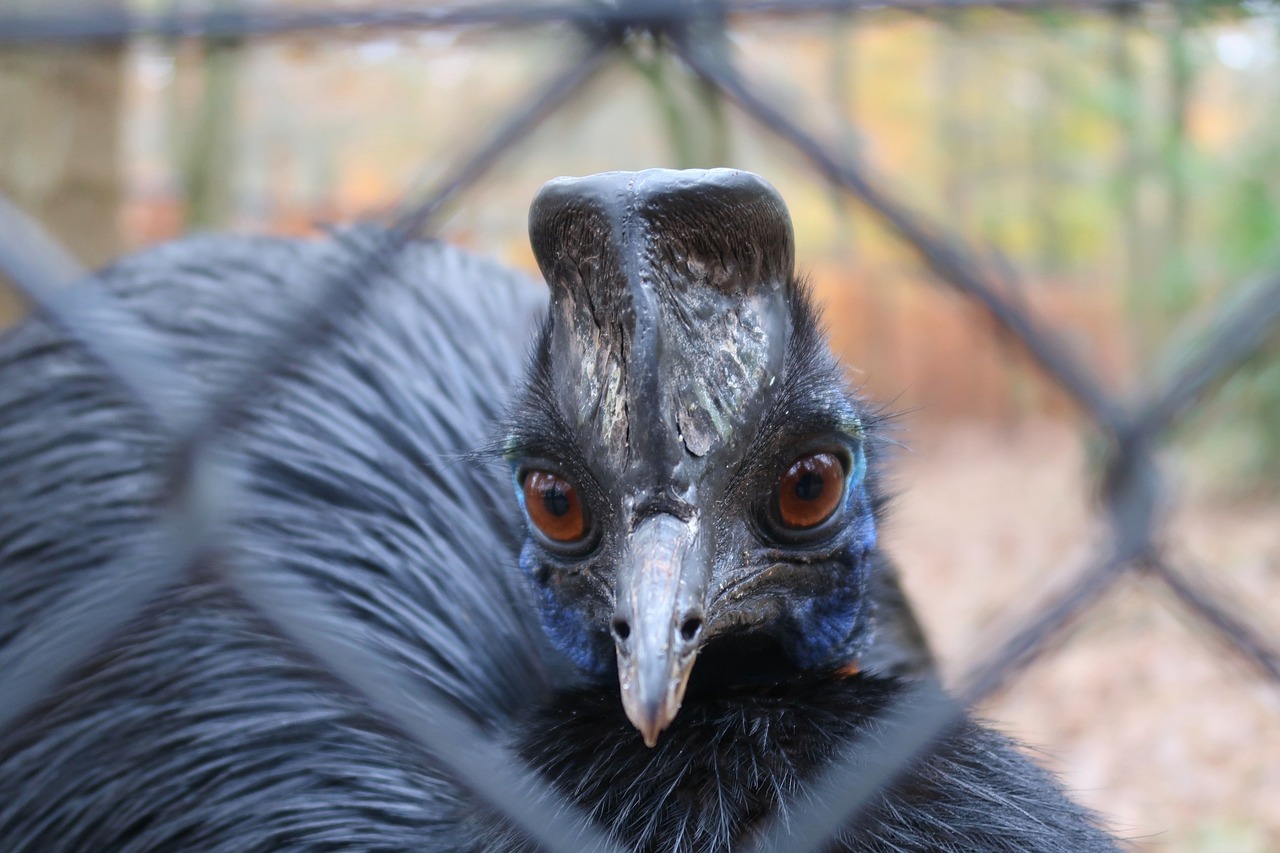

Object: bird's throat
[682,632,812,699]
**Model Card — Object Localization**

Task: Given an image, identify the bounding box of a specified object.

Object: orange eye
[776,453,845,529]
[522,470,588,543]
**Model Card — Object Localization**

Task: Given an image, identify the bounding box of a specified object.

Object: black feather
[486,673,1116,853]
[0,230,561,850]
[0,212,1116,850]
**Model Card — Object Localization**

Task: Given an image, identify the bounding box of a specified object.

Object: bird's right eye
[521,470,589,544]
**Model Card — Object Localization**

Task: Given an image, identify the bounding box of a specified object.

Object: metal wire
[0,0,1136,46]
[0,27,621,853]
[1,0,1278,851]
[392,36,617,238]
[1144,556,1280,684]
[671,33,1128,434]
[0,197,192,429]
[225,555,625,853]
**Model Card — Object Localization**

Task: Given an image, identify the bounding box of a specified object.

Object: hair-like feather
[0,223,1114,851]
[0,229,562,850]
[484,674,1116,853]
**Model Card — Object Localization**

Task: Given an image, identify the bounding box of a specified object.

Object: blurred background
[1,0,1278,849]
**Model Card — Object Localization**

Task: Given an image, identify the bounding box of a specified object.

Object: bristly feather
[476,673,1118,853]
[0,225,1113,851]
[0,229,569,850]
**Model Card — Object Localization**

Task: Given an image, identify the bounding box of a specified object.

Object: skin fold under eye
[522,470,588,543]
[776,452,845,530]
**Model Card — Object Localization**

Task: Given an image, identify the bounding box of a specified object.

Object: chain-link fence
[1,1,1279,851]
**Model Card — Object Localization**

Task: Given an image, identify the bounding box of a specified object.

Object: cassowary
[0,168,1116,851]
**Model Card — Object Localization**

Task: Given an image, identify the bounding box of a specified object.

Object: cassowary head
[505,169,879,746]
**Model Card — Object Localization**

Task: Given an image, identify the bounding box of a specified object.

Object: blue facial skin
[782,466,878,671]
[517,540,613,675]
[510,434,877,679]
[510,466,613,675]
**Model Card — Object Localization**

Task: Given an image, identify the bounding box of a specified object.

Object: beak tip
[624,701,672,749]
[617,647,699,750]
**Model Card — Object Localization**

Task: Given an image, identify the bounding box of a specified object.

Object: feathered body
[0,173,1115,850]
[0,230,551,850]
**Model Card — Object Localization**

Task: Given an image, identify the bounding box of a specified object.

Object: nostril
[679,617,703,643]
[612,618,631,642]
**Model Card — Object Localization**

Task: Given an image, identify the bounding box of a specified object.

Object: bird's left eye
[522,470,589,544]
[775,452,846,530]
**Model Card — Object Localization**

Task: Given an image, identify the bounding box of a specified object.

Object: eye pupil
[542,487,570,517]
[794,472,825,502]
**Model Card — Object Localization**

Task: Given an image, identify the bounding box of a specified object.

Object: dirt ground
[886,420,1280,851]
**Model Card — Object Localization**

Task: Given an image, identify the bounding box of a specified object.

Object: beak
[613,513,710,747]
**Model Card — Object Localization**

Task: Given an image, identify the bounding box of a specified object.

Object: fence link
[1,1,1278,851]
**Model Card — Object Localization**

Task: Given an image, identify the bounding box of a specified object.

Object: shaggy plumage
[0,230,551,851]
[499,674,1112,852]
[0,189,1115,850]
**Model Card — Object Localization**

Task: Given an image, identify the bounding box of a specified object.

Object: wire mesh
[1,1,1278,851]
